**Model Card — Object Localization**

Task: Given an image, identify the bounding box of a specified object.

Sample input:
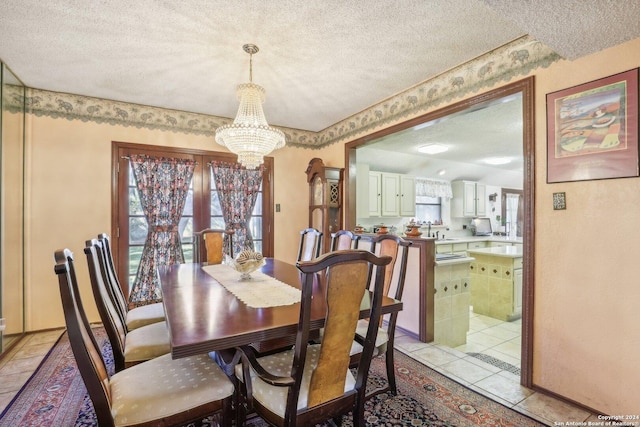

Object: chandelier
[215,44,285,169]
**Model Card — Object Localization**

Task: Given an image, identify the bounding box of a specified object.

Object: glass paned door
[126,162,194,289]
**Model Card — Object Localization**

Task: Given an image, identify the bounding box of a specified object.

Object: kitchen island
[433,254,474,347]
[466,245,523,321]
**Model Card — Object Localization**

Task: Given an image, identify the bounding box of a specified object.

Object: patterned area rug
[0,329,544,426]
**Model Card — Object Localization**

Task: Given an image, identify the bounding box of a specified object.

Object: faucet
[435,231,440,240]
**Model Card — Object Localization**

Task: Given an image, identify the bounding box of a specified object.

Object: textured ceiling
[1,1,637,132]
[1,1,638,181]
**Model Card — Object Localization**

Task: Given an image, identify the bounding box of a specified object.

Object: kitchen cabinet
[400,175,416,216]
[380,173,415,217]
[433,260,471,347]
[452,180,486,217]
[356,164,381,217]
[368,171,383,216]
[355,164,415,218]
[380,173,400,216]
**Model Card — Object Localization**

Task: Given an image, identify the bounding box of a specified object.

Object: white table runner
[201,264,302,308]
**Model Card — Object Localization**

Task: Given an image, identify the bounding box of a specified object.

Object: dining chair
[352,234,411,396]
[97,233,165,331]
[54,248,235,427]
[84,239,170,372]
[235,249,392,427]
[193,228,235,264]
[329,230,360,251]
[296,227,323,262]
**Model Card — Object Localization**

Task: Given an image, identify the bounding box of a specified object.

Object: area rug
[0,329,545,426]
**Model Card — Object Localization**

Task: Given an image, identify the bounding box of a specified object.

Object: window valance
[415,178,453,199]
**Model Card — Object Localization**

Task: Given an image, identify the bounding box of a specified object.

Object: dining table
[158,258,403,361]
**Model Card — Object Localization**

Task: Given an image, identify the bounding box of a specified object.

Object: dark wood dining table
[159,258,403,360]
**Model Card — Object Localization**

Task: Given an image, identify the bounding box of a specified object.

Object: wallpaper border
[20,35,560,149]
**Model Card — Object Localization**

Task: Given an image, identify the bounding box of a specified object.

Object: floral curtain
[129,154,195,306]
[415,177,453,199]
[211,161,264,254]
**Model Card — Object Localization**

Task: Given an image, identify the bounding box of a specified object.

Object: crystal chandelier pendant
[215,44,285,169]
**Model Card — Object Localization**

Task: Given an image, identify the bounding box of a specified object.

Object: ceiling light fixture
[484,157,511,165]
[418,143,448,154]
[215,44,285,169]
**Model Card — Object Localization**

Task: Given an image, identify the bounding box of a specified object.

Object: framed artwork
[546,68,639,183]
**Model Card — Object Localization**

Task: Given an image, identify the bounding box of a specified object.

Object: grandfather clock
[305,158,344,253]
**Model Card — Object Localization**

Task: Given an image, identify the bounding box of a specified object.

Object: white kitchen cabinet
[400,175,416,217]
[356,166,416,218]
[368,171,383,217]
[356,163,372,218]
[452,180,486,217]
[380,173,415,217]
[381,173,400,216]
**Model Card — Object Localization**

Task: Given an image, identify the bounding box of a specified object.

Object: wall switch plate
[275,203,281,212]
[0,318,6,332]
[553,192,566,210]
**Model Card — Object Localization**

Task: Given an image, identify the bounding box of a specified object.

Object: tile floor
[1,323,602,426]
[395,309,601,426]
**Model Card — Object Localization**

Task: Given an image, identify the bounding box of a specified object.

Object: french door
[112,142,274,300]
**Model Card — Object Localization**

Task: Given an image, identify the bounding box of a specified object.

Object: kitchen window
[415,196,442,223]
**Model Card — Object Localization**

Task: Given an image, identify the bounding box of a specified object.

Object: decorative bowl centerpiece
[228,250,265,280]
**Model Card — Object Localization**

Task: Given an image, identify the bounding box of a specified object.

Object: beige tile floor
[395,309,601,426]
[1,324,602,426]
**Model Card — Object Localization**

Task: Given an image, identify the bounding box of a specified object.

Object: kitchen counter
[466,245,523,258]
[434,236,523,245]
[435,254,475,266]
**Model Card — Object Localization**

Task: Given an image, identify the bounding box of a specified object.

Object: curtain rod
[120,155,198,165]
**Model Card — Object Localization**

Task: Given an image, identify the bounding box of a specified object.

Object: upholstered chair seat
[123,301,165,330]
[235,344,355,418]
[54,248,235,427]
[122,320,170,365]
[110,353,234,426]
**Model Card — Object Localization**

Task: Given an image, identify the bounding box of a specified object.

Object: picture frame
[546,68,639,183]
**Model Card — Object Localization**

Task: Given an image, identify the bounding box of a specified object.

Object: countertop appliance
[470,217,492,236]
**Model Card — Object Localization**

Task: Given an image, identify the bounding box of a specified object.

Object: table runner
[201,264,302,308]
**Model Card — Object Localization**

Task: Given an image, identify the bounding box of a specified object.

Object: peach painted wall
[529,38,640,414]
[20,36,640,414]
[24,115,313,330]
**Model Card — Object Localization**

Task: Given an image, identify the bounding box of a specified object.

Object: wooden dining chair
[330,230,361,251]
[296,227,323,262]
[54,248,235,427]
[97,233,165,331]
[84,239,170,372]
[235,249,392,427]
[352,234,411,396]
[193,228,235,264]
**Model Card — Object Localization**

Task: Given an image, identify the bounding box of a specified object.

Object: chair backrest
[291,250,391,424]
[97,233,128,322]
[193,228,234,264]
[297,228,323,262]
[363,234,411,333]
[370,234,411,300]
[84,239,128,372]
[54,249,114,427]
[329,230,360,251]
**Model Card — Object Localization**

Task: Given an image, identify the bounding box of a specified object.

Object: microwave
[471,217,492,236]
